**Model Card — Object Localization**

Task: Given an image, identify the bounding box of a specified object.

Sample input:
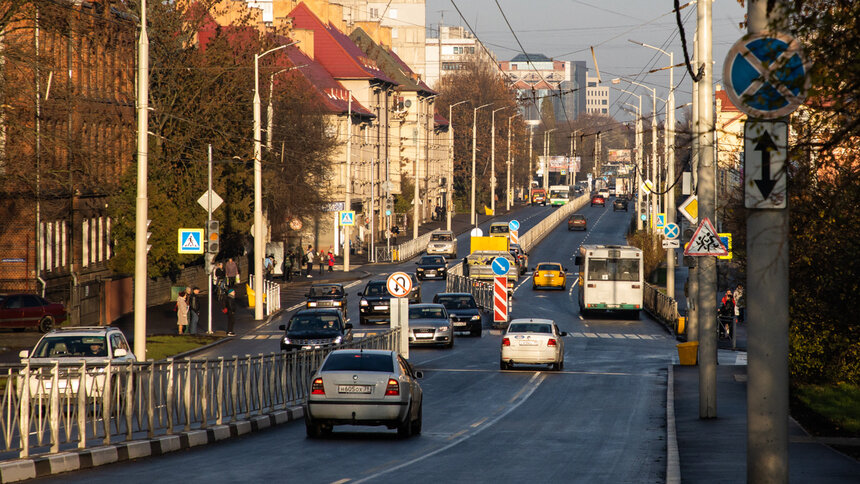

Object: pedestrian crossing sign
[178,229,205,254]
[339,211,356,226]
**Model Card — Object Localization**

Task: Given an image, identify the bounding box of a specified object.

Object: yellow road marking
[471,417,488,428]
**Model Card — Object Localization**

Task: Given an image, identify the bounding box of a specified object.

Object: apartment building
[424,25,496,89]
[586,75,610,114]
[499,54,587,124]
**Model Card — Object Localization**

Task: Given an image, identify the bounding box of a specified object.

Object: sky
[426,0,748,123]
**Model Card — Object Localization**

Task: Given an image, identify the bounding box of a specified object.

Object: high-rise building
[499,54,586,124]
[585,75,610,114]
[424,25,496,88]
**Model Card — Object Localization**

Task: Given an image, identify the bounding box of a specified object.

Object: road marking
[735,352,748,365]
[287,302,303,311]
[447,429,467,441]
[351,373,546,484]
[470,417,488,428]
[331,480,351,484]
[345,281,362,289]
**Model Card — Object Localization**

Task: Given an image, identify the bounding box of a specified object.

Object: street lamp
[491,106,509,214]
[543,128,557,191]
[447,100,469,231]
[471,102,493,226]
[614,85,644,231]
[254,41,297,321]
[266,64,307,151]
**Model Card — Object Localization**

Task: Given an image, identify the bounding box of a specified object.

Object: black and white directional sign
[745,120,788,209]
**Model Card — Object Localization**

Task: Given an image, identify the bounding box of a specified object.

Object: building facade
[499,54,586,124]
[424,25,496,89]
[586,75,609,114]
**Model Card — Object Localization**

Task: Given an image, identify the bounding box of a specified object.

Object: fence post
[125,364,134,439]
[102,360,112,445]
[78,360,88,449]
[50,361,60,453]
[244,355,252,418]
[230,356,239,422]
[256,354,264,415]
[147,362,155,438]
[201,361,209,429]
[166,359,175,434]
[217,357,225,426]
[183,360,192,432]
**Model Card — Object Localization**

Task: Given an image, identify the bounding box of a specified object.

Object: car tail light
[385,378,400,396]
[502,337,511,347]
[311,378,325,395]
[632,284,641,288]
[547,338,557,346]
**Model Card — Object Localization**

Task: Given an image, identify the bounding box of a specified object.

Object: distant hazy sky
[427,0,748,122]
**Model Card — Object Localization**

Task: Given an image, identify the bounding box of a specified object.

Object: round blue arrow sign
[723,31,809,119]
[491,257,510,276]
[508,219,520,231]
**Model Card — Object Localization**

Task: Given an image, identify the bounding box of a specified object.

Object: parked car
[532,262,567,290]
[509,243,529,276]
[415,255,447,280]
[567,214,587,231]
[590,194,605,207]
[304,349,423,438]
[358,280,391,325]
[0,293,66,332]
[18,326,135,401]
[408,303,454,348]
[426,230,457,258]
[433,293,482,337]
[500,319,566,371]
[613,197,629,212]
[305,283,348,317]
[278,308,352,352]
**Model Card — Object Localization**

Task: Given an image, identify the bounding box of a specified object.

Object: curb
[0,406,305,483]
[666,364,680,484]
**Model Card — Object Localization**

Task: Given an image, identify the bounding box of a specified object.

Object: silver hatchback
[426,230,457,258]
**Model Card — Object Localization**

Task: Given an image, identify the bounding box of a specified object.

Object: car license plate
[519,340,538,346]
[426,270,436,276]
[416,332,434,338]
[337,385,372,394]
[453,322,466,327]
[374,305,388,311]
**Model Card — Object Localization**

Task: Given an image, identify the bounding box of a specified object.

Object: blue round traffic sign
[491,257,510,276]
[723,31,809,119]
[508,219,520,232]
[663,223,680,240]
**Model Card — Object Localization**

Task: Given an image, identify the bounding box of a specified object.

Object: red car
[590,195,605,207]
[0,294,67,332]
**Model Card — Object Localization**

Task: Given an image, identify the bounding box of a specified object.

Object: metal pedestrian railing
[374,231,434,262]
[248,275,282,316]
[518,195,588,252]
[644,282,679,333]
[0,330,399,459]
[445,271,493,311]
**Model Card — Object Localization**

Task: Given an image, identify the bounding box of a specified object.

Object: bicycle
[717,314,733,340]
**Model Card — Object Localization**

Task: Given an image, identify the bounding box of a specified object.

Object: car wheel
[38,316,54,333]
[550,362,560,371]
[499,359,508,370]
[447,337,454,349]
[305,418,324,438]
[470,326,482,337]
[397,408,413,438]
[359,315,366,325]
[410,403,423,435]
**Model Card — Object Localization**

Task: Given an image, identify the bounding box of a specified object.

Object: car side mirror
[574,256,583,266]
[414,370,424,379]
[563,267,568,272]
[18,350,29,359]
[345,323,353,330]
[559,331,568,337]
[114,348,128,357]
[530,268,535,272]
[278,324,286,331]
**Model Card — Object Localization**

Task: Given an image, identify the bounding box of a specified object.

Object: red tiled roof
[284,46,374,117]
[716,90,739,112]
[385,46,435,95]
[288,2,396,84]
[434,112,449,127]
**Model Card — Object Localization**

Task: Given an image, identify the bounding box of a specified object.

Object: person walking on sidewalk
[733,283,745,323]
[176,290,188,334]
[225,258,239,287]
[214,262,226,301]
[187,286,200,334]
[283,249,294,282]
[318,249,326,275]
[304,245,314,278]
[224,287,236,336]
[327,250,335,272]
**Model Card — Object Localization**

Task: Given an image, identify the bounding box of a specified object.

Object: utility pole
[543,128,556,191]
[133,0,149,361]
[414,98,421,239]
[207,144,213,334]
[491,107,507,214]
[747,1,790,481]
[650,93,658,234]
[688,34,700,344]
[696,0,717,419]
[472,103,492,226]
[344,95,351,272]
[506,116,513,210]
[447,100,468,231]
[528,126,534,193]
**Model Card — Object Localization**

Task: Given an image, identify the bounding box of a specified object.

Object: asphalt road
[37,200,679,484]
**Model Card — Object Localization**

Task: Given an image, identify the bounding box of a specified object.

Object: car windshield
[363,283,387,296]
[571,215,585,221]
[32,336,108,358]
[537,263,561,272]
[435,296,476,309]
[288,314,342,331]
[321,353,394,372]
[420,256,444,264]
[430,233,452,241]
[508,323,553,334]
[409,307,445,319]
[489,225,509,234]
[587,258,640,282]
[308,285,343,297]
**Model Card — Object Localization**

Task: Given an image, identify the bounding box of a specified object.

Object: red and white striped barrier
[494,276,508,324]
[509,230,518,245]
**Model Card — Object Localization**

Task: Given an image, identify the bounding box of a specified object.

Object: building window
[602,99,607,105]
[370,7,379,19]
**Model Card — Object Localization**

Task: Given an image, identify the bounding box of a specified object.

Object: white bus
[575,244,643,318]
[548,185,570,206]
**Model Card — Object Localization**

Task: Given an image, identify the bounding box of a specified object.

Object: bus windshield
[549,189,569,199]
[587,258,640,282]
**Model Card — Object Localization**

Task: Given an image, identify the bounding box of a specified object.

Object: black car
[305,283,347,317]
[613,197,629,211]
[433,293,482,337]
[508,244,529,276]
[415,255,447,280]
[358,280,392,325]
[406,272,422,303]
[278,308,352,352]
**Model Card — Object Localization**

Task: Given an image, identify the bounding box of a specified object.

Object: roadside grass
[792,383,860,435]
[145,334,220,362]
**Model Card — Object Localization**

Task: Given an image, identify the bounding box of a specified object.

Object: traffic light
[207,220,220,254]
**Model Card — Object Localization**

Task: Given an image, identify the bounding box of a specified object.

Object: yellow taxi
[532,262,567,290]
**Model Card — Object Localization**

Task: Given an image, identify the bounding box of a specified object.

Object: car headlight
[416,268,424,271]
[471,315,481,321]
[283,337,291,344]
[308,302,318,307]
[333,336,343,344]
[360,299,368,306]
[438,326,450,332]
[332,301,342,306]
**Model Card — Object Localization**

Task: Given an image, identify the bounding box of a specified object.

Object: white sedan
[500,319,566,371]
[305,349,423,438]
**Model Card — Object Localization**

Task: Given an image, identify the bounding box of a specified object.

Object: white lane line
[583,332,597,338]
[611,334,627,339]
[287,302,303,311]
[735,352,748,365]
[351,372,546,484]
[471,417,488,428]
[344,281,362,289]
[331,479,351,484]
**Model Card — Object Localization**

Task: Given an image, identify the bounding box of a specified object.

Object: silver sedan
[408,303,454,348]
[305,349,423,438]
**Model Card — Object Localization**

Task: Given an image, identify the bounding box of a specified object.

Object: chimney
[292,29,314,59]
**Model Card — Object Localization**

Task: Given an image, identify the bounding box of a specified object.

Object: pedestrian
[176,290,188,334]
[327,250,335,272]
[391,225,399,244]
[733,283,745,323]
[225,257,239,287]
[305,245,314,278]
[187,286,200,334]
[224,287,236,336]
[318,249,326,274]
[283,249,293,282]
[214,261,226,301]
[264,254,274,280]
[435,205,443,221]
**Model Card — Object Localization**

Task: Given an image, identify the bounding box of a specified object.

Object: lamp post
[543,128,556,191]
[254,41,295,321]
[490,106,509,215]
[266,64,307,152]
[618,88,644,230]
[471,102,493,226]
[506,115,514,211]
[447,100,468,231]
[133,0,149,361]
